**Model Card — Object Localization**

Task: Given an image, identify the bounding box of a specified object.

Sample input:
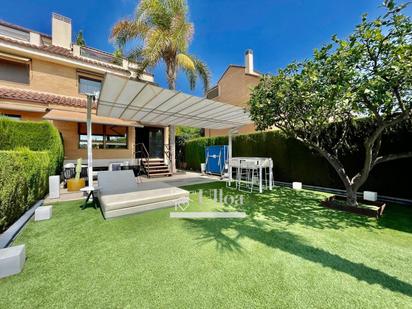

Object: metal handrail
[135,143,151,177]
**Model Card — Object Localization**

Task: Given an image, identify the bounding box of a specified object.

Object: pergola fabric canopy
[97,73,253,129]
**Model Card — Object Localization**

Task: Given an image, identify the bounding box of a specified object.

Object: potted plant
[66,158,85,191]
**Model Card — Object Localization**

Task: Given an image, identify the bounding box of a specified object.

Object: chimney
[52,13,72,49]
[29,32,41,46]
[245,49,254,75]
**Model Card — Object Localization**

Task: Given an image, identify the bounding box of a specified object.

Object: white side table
[80,186,100,209]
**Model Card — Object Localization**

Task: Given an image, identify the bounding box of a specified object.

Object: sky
[1,0,411,96]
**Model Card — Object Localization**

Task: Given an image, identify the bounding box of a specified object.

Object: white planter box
[292,182,302,190]
[363,191,378,201]
[35,206,52,221]
[0,244,25,279]
[49,175,60,199]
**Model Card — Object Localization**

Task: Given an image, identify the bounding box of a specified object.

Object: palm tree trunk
[166,60,177,90]
[166,59,177,173]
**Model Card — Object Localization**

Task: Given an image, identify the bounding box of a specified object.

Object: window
[0,58,29,84]
[78,123,128,149]
[0,113,21,121]
[78,76,102,95]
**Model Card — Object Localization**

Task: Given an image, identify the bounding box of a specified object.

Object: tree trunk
[346,187,358,207]
[166,60,177,90]
[306,142,360,207]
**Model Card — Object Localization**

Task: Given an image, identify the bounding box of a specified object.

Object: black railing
[135,143,151,177]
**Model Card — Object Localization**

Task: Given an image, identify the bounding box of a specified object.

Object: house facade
[204,49,261,137]
[0,14,171,175]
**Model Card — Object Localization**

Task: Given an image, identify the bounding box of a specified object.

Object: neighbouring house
[204,49,261,137]
[0,13,172,176]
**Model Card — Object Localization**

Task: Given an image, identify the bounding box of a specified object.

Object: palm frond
[127,46,144,62]
[170,16,193,51]
[143,28,170,64]
[191,55,211,94]
[110,19,149,48]
[176,53,195,71]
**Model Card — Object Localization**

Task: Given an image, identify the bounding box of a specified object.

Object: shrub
[0,119,64,174]
[0,119,64,231]
[0,149,50,231]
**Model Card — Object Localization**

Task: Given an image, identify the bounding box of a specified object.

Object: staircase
[141,158,172,177]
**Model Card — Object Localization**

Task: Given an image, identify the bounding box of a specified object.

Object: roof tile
[0,35,128,73]
[0,87,95,108]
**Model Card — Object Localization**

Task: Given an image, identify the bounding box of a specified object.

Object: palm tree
[111,0,210,92]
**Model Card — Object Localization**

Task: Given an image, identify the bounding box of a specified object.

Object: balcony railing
[0,24,29,42]
[80,46,122,65]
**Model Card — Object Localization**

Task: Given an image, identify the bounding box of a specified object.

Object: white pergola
[84,73,253,190]
[97,73,252,129]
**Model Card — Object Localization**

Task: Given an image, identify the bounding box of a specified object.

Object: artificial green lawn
[1,182,411,308]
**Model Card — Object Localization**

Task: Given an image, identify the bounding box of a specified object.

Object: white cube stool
[292,182,302,190]
[363,191,378,201]
[35,206,52,221]
[0,244,25,279]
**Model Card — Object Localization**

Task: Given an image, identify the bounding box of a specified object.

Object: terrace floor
[2,182,412,308]
[44,170,219,205]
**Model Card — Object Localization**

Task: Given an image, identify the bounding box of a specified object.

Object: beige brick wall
[206,66,260,137]
[51,120,135,161]
[0,57,100,99]
[0,108,45,121]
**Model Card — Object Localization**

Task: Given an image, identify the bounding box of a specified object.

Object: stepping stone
[0,244,25,279]
[35,206,52,221]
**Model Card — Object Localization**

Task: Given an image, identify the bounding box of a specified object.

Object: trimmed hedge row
[0,119,64,174]
[0,149,50,230]
[184,130,412,199]
[0,119,64,232]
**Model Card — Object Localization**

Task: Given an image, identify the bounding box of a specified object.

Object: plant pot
[66,178,85,192]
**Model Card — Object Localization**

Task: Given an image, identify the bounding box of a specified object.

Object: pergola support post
[169,125,176,174]
[86,95,94,188]
[228,129,233,182]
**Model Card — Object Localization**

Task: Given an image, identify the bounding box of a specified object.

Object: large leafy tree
[111,0,210,92]
[249,1,412,206]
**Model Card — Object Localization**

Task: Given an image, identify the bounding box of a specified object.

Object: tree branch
[362,94,382,122]
[393,86,406,113]
[373,151,412,166]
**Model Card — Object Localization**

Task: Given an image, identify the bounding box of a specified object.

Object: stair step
[145,163,168,167]
[143,162,166,166]
[145,162,167,165]
[148,168,170,172]
[149,172,172,177]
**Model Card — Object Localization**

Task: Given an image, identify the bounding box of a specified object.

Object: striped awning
[97,73,252,129]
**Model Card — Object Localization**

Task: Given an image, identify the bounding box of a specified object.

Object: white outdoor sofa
[97,170,189,219]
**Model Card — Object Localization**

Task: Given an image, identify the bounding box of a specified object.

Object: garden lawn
[0,182,411,308]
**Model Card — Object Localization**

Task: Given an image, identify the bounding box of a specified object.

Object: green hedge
[0,119,64,174]
[0,149,50,230]
[184,130,412,199]
[0,119,64,232]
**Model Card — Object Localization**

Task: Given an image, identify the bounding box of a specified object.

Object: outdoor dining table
[229,157,273,193]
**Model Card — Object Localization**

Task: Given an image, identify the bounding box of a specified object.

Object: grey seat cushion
[97,170,138,195]
[100,182,189,212]
[97,171,189,218]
